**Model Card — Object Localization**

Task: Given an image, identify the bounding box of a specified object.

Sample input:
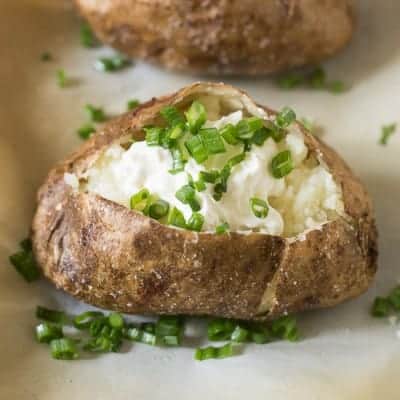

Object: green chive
[167,207,186,229]
[193,179,206,192]
[85,104,107,123]
[271,316,300,342]
[36,306,66,324]
[124,323,157,345]
[194,343,234,361]
[235,117,264,140]
[130,189,151,212]
[56,69,67,88]
[388,287,400,310]
[169,147,187,174]
[199,170,220,183]
[270,150,294,179]
[231,325,249,343]
[185,135,208,163]
[149,200,170,220]
[215,222,229,235]
[328,80,346,94]
[176,185,196,204]
[123,324,142,341]
[80,23,98,48]
[40,52,52,62]
[276,107,296,129]
[187,212,204,232]
[108,312,124,329]
[220,124,239,145]
[144,126,163,146]
[73,311,104,330]
[208,319,235,341]
[252,127,271,146]
[379,123,397,146]
[199,128,226,155]
[309,66,326,89]
[300,118,313,132]
[94,55,131,72]
[36,323,63,343]
[371,297,391,317]
[19,238,32,252]
[127,99,140,110]
[213,165,231,200]
[89,317,108,337]
[155,316,183,346]
[185,101,207,133]
[168,124,185,140]
[250,327,273,344]
[77,123,96,140]
[160,106,185,127]
[250,197,269,218]
[9,250,40,283]
[50,338,79,360]
[277,73,305,89]
[227,153,245,169]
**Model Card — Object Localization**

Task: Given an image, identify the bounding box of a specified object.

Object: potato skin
[31,82,377,321]
[74,0,355,75]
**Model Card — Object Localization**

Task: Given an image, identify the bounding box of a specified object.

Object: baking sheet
[1,1,400,399]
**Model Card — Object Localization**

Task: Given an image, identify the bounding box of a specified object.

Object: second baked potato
[32,82,376,320]
[75,0,355,75]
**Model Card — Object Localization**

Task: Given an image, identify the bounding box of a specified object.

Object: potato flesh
[77,98,345,237]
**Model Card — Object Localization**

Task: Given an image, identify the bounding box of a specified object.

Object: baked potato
[75,0,355,75]
[32,82,377,321]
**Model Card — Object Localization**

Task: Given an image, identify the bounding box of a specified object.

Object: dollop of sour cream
[73,111,344,236]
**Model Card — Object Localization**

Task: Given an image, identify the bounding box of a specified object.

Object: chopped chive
[270,150,294,179]
[160,106,185,127]
[185,135,208,163]
[84,334,122,353]
[231,325,250,343]
[176,185,196,204]
[379,123,397,146]
[208,318,235,341]
[185,101,207,133]
[194,343,234,361]
[88,317,108,337]
[187,212,205,232]
[40,52,52,62]
[9,249,40,282]
[85,104,107,123]
[168,124,185,140]
[251,127,271,146]
[215,222,229,234]
[250,327,273,344]
[36,306,66,324]
[169,147,187,174]
[80,23,98,48]
[220,124,239,145]
[127,99,140,110]
[77,123,96,140]
[155,316,183,346]
[50,338,79,360]
[56,69,67,88]
[277,73,305,89]
[235,117,264,140]
[213,165,231,200]
[144,126,163,146]
[227,153,245,169]
[271,316,300,342]
[73,311,104,330]
[108,312,124,329]
[167,207,186,229]
[193,179,206,192]
[276,107,296,129]
[149,200,170,220]
[328,80,346,94]
[199,128,226,155]
[130,188,151,212]
[309,66,326,89]
[199,170,220,183]
[94,55,131,72]
[36,323,63,343]
[371,297,391,317]
[250,197,269,218]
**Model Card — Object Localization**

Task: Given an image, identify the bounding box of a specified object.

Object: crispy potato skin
[74,0,355,75]
[31,83,377,321]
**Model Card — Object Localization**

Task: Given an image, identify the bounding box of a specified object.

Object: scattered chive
[169,147,187,174]
[148,200,170,220]
[108,313,124,329]
[276,107,296,129]
[36,323,63,343]
[80,23,98,48]
[371,297,391,317]
[250,197,269,218]
[271,316,300,342]
[155,316,183,346]
[270,150,294,179]
[208,318,235,341]
[235,117,264,140]
[160,106,185,127]
[167,207,186,229]
[56,69,67,88]
[277,73,305,89]
[36,306,66,324]
[85,104,107,123]
[328,80,346,94]
[176,184,197,204]
[144,126,164,146]
[251,127,271,146]
[127,99,140,110]
[194,343,234,361]
[185,101,207,133]
[94,55,131,72]
[309,66,326,89]
[220,124,239,145]
[185,135,208,163]
[231,325,250,343]
[50,338,79,360]
[187,212,205,232]
[227,153,245,169]
[40,52,52,62]
[199,170,220,184]
[379,123,397,146]
[199,128,226,155]
[215,222,229,234]
[77,123,96,140]
[130,188,151,212]
[9,247,40,283]
[73,311,104,330]
[193,179,206,192]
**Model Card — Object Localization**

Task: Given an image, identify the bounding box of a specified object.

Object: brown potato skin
[31,82,377,321]
[74,0,355,75]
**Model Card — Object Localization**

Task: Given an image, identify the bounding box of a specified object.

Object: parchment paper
[1,1,399,399]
